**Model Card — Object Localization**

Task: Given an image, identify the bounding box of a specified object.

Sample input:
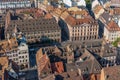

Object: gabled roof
[65,15,95,26]
[44,13,53,19]
[55,70,83,80]
[106,21,120,31]
[0,56,9,78]
[60,11,70,20]
[37,53,49,72]
[93,5,103,14]
[113,8,120,15]
[102,65,120,80]
[100,12,113,24]
[53,46,61,54]
[51,61,64,73]
[0,38,18,54]
[77,49,102,74]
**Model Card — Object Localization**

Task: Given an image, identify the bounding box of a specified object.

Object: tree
[85,0,91,5]
[112,37,120,47]
[85,0,91,10]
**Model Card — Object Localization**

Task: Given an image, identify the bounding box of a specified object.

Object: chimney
[106,63,109,67]
[108,17,111,21]
[78,68,82,76]
[114,63,117,66]
[66,45,71,52]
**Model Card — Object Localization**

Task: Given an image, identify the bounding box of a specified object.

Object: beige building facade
[65,15,99,41]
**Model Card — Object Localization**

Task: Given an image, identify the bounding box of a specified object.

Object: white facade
[104,27,120,42]
[6,43,30,70]
[63,0,86,7]
[92,0,100,9]
[0,0,31,9]
[6,49,19,64]
[18,43,30,69]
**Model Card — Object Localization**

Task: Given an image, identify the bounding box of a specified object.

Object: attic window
[0,64,2,70]
[67,74,70,78]
[106,75,109,79]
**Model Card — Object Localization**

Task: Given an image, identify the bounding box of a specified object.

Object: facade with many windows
[104,21,120,43]
[6,13,61,43]
[63,0,86,7]
[0,0,31,9]
[65,15,99,41]
[0,38,30,70]
[18,43,30,70]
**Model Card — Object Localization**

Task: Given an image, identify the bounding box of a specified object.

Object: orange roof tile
[0,56,9,79]
[38,54,49,72]
[0,38,18,54]
[93,5,103,14]
[60,11,70,20]
[65,15,76,26]
[65,15,95,26]
[68,10,89,16]
[52,8,67,17]
[51,61,64,73]
[90,73,100,80]
[103,66,120,80]
[44,13,53,19]
[107,21,120,31]
[46,5,54,12]
[113,8,120,15]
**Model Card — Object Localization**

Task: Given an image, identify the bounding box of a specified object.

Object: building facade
[100,66,120,80]
[110,0,120,7]
[0,0,31,9]
[0,38,29,70]
[104,21,120,42]
[63,0,86,7]
[36,48,52,80]
[92,5,104,19]
[18,43,30,70]
[65,15,99,41]
[6,13,61,43]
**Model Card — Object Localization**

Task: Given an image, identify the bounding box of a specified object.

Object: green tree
[112,37,120,47]
[85,0,91,5]
[85,0,91,10]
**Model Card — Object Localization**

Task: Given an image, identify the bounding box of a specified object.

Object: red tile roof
[93,5,103,14]
[113,8,120,15]
[0,38,18,54]
[103,66,120,80]
[44,13,53,19]
[51,61,64,73]
[89,73,100,80]
[65,15,95,26]
[107,21,120,31]
[38,54,49,72]
[68,10,89,16]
